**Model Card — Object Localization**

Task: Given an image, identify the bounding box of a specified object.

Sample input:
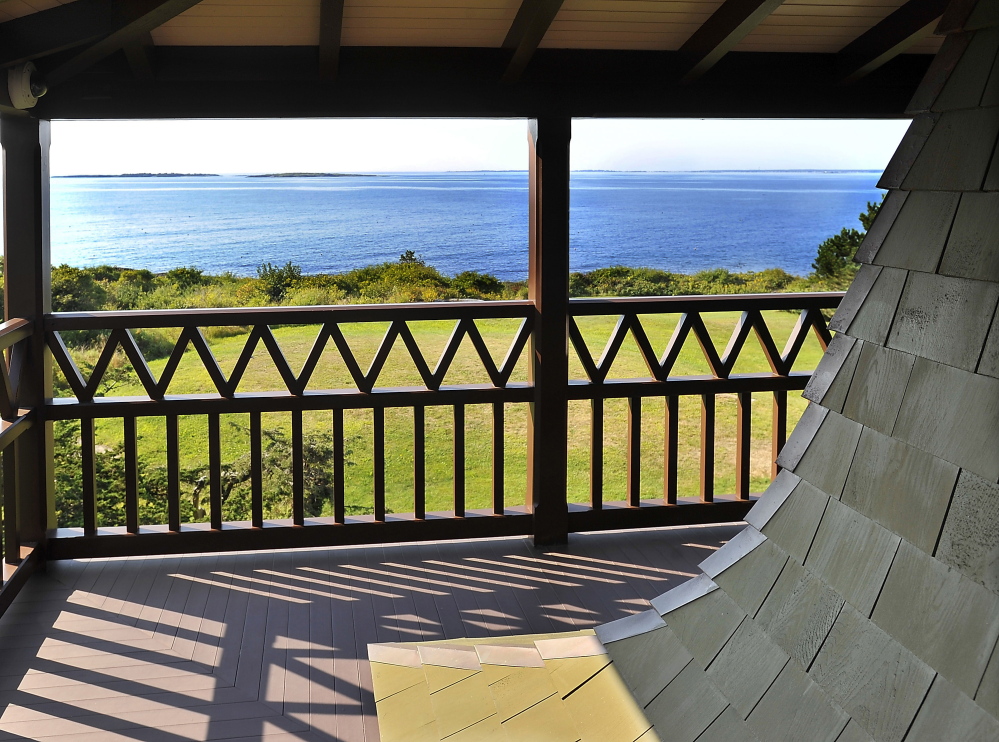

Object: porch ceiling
[0,0,951,118]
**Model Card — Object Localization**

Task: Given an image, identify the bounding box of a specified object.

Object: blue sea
[50,171,884,281]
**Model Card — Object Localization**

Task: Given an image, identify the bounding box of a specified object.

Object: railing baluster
[250,411,263,528]
[292,409,304,526]
[373,408,386,522]
[454,404,465,518]
[207,413,223,529]
[628,397,642,507]
[81,418,97,536]
[736,392,752,500]
[414,406,425,520]
[700,394,715,503]
[332,409,346,524]
[166,415,181,532]
[124,417,139,534]
[492,402,504,515]
[590,398,603,510]
[772,390,787,479]
[664,395,678,505]
[3,446,17,565]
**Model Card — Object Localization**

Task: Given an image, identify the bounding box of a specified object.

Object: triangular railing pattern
[48,317,534,402]
[568,307,832,384]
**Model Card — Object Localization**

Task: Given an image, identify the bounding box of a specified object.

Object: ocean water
[50,171,884,281]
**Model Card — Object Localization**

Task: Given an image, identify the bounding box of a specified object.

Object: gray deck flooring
[0,523,742,742]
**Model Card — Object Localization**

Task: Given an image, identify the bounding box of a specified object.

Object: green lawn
[58,311,825,526]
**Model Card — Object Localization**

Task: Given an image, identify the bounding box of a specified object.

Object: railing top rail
[570,292,844,315]
[0,318,32,349]
[45,300,535,331]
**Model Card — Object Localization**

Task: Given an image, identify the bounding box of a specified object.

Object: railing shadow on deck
[0,525,739,741]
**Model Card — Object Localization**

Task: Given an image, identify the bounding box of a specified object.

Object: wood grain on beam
[319,0,345,81]
[501,0,566,83]
[44,0,207,86]
[678,0,786,83]
[839,0,949,84]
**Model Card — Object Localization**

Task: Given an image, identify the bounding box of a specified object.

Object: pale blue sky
[48,118,911,175]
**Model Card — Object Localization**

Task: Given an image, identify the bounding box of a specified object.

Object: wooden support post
[526,117,570,546]
[1,115,54,548]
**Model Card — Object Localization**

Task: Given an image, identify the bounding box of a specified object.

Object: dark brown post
[1,114,54,549]
[526,117,570,545]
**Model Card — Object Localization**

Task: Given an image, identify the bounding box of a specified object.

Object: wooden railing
[40,292,840,559]
[0,317,39,613]
[566,293,836,531]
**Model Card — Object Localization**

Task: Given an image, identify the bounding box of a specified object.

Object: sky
[47,118,913,175]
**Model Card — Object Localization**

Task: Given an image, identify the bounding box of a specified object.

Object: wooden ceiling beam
[318,0,345,81]
[123,32,156,82]
[501,0,566,83]
[838,0,949,84]
[677,0,786,83]
[43,0,207,86]
[31,47,935,120]
[0,0,130,68]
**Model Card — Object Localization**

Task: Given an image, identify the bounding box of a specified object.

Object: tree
[812,199,882,280]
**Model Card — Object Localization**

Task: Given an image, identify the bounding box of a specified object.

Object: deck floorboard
[0,523,740,741]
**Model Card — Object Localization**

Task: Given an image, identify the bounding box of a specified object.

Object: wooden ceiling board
[341,28,507,44]
[541,0,720,50]
[733,0,904,51]
[561,0,723,10]
[344,6,515,18]
[151,27,319,43]
[556,10,713,22]
[0,0,69,23]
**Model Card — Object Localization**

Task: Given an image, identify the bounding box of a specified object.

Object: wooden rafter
[677,0,786,83]
[122,32,155,81]
[319,0,345,81]
[0,0,127,68]
[838,0,950,84]
[501,0,566,83]
[41,0,207,86]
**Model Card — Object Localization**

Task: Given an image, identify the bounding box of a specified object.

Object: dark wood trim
[570,292,843,315]
[526,117,571,546]
[30,48,934,119]
[838,0,949,84]
[0,546,40,619]
[567,497,754,532]
[566,373,811,400]
[41,497,752,561]
[318,0,345,81]
[0,319,33,350]
[46,512,535,560]
[45,384,534,420]
[46,300,533,331]
[45,0,209,86]
[0,0,130,67]
[1,116,53,547]
[123,32,156,82]
[501,0,565,83]
[678,0,786,82]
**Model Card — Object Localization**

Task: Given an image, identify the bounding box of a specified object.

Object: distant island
[247,172,377,178]
[55,173,220,178]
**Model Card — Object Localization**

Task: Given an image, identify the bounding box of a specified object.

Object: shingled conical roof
[594,2,999,739]
[369,2,999,738]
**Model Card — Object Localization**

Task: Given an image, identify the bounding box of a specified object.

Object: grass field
[56,311,825,525]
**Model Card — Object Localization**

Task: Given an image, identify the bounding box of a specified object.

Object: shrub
[257,261,302,302]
